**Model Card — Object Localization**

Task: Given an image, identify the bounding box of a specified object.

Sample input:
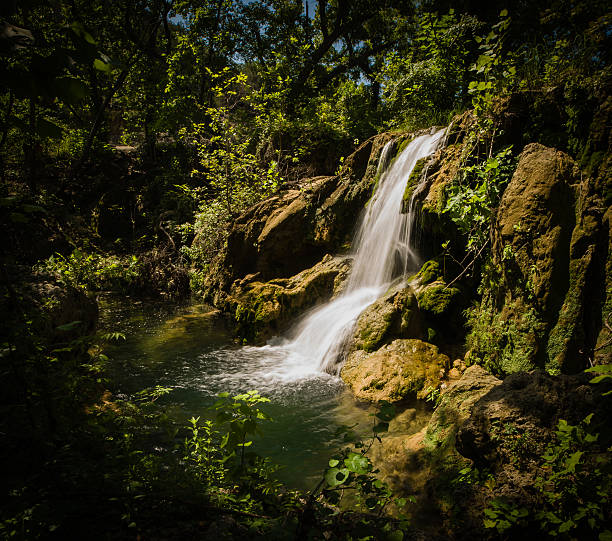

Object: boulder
[456,370,606,467]
[350,285,422,352]
[423,365,501,455]
[205,132,397,303]
[340,339,450,402]
[226,254,351,342]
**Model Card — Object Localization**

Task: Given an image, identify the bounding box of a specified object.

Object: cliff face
[202,105,610,377]
[203,131,400,341]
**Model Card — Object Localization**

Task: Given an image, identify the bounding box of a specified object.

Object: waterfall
[283,129,445,374]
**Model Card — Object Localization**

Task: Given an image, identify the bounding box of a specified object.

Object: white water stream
[272,129,446,375]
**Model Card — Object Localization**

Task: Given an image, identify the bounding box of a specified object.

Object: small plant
[424,386,442,408]
[483,498,529,533]
[301,400,412,539]
[481,414,612,538]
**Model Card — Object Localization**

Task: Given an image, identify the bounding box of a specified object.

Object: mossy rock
[465,297,547,376]
[417,281,459,316]
[341,339,450,402]
[401,157,427,212]
[228,254,351,342]
[415,260,442,286]
[422,365,501,456]
[351,286,422,352]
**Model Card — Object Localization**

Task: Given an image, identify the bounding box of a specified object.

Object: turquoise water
[98,296,382,490]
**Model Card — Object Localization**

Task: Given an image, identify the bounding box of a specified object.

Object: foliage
[380,9,480,131]
[585,364,612,396]
[36,249,141,292]
[467,9,517,122]
[481,413,612,539]
[444,145,516,254]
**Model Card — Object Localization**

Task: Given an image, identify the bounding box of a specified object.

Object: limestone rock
[351,285,422,352]
[423,365,501,455]
[468,143,608,374]
[414,279,464,343]
[456,370,604,467]
[227,254,351,342]
[204,132,396,303]
[366,365,500,502]
[340,339,450,402]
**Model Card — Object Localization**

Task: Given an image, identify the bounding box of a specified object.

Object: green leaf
[586,365,612,374]
[483,519,497,528]
[344,452,370,475]
[325,467,349,487]
[565,451,583,472]
[373,422,389,433]
[599,531,612,541]
[93,58,111,72]
[328,459,339,467]
[500,9,508,17]
[71,22,96,45]
[56,321,82,331]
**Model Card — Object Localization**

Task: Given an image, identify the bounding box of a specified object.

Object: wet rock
[226,254,351,342]
[340,339,450,401]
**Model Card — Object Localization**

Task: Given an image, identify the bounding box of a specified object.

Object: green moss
[396,135,414,155]
[545,254,590,374]
[418,283,460,316]
[402,157,427,211]
[465,298,546,376]
[417,260,442,285]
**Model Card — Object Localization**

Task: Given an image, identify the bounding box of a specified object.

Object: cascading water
[283,129,446,374]
[103,129,446,489]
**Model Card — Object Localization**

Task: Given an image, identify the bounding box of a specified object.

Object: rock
[204,132,397,303]
[468,143,608,375]
[423,365,501,455]
[594,205,612,365]
[365,365,500,509]
[340,339,450,402]
[456,370,607,467]
[414,279,464,343]
[226,254,351,342]
[351,285,422,352]
[495,144,578,315]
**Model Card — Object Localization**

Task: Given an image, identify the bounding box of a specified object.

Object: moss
[396,134,414,156]
[546,246,593,374]
[402,157,427,211]
[417,260,442,285]
[417,283,460,316]
[465,298,546,376]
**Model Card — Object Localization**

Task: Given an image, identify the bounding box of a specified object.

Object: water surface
[98,296,378,490]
